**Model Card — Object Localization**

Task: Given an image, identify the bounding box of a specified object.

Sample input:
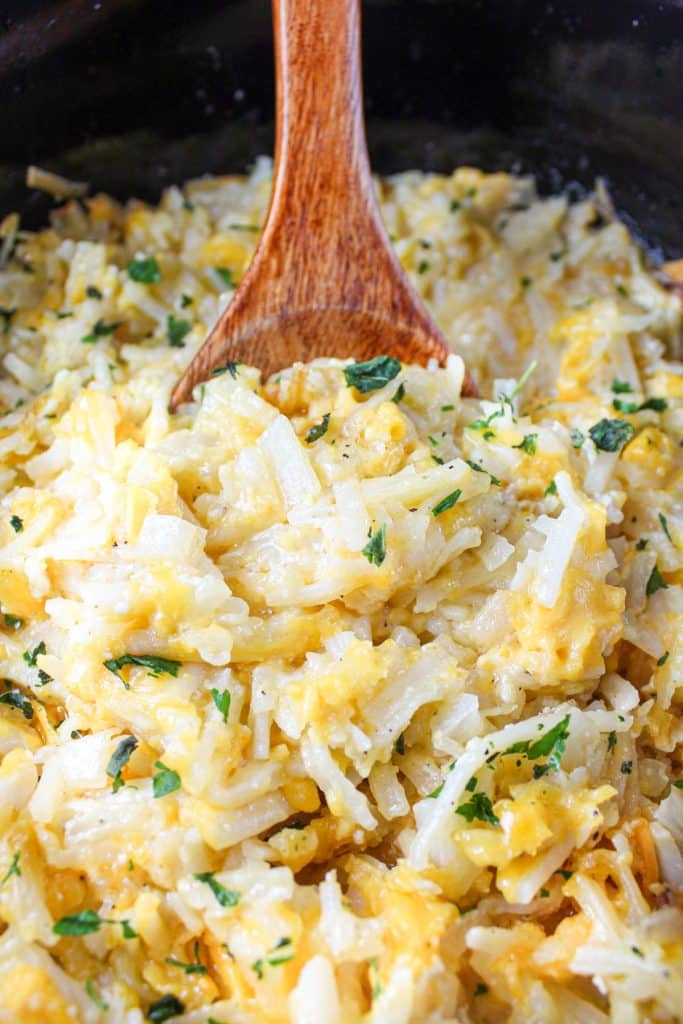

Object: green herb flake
[450,199,461,212]
[195,871,240,907]
[0,689,33,720]
[465,459,501,486]
[183,198,195,212]
[550,249,566,262]
[513,433,537,455]
[588,418,635,452]
[611,379,633,394]
[391,382,405,404]
[127,257,161,284]
[53,909,102,936]
[395,733,405,756]
[631,945,644,957]
[417,260,430,275]
[433,488,462,517]
[10,514,23,533]
[556,869,573,880]
[362,524,387,566]
[539,888,550,898]
[211,687,231,724]
[0,306,16,334]
[152,761,181,799]
[441,403,454,411]
[81,318,120,344]
[104,654,181,684]
[106,735,138,792]
[0,851,21,886]
[544,480,557,496]
[607,730,617,752]
[305,413,330,443]
[211,361,241,379]
[215,267,234,287]
[657,651,669,667]
[165,942,207,975]
[658,512,673,543]
[673,780,683,790]
[23,641,46,667]
[527,714,571,774]
[428,781,444,799]
[646,564,669,597]
[86,285,103,300]
[167,315,192,348]
[617,284,630,298]
[520,275,533,289]
[465,776,477,792]
[85,978,109,1010]
[180,293,193,308]
[56,310,73,319]
[620,760,633,775]
[474,983,488,996]
[344,355,401,394]
[456,791,499,826]
[569,428,585,449]
[228,222,260,232]
[636,538,649,550]
[148,994,185,1022]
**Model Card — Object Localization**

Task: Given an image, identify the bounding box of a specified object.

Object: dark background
[1,0,681,257]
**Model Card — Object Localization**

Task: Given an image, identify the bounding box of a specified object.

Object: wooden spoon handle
[267,0,390,307]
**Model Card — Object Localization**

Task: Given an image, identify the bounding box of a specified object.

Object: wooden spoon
[170,0,476,411]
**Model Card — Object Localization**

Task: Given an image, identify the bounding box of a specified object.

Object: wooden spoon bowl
[170,0,476,410]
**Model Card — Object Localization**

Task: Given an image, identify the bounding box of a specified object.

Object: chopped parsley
[636,538,649,550]
[501,714,571,777]
[0,688,33,720]
[0,851,21,886]
[180,292,193,308]
[0,306,16,334]
[474,983,488,996]
[520,275,533,289]
[106,735,138,793]
[450,198,461,212]
[657,651,669,667]
[556,869,573,880]
[148,995,185,1022]
[368,957,382,999]
[167,315,192,348]
[612,396,668,414]
[617,284,630,298]
[53,910,136,938]
[544,480,557,496]
[674,780,683,790]
[86,285,103,300]
[611,379,633,394]
[588,418,634,452]
[344,355,401,393]
[81,318,120,343]
[569,428,585,449]
[442,403,454,411]
[607,730,617,751]
[127,257,161,283]
[211,361,241,379]
[362,524,387,566]
[550,249,566,262]
[391,382,405,404]
[194,871,241,907]
[658,512,673,543]
[433,489,462,517]
[620,760,633,775]
[456,791,499,826]
[211,687,231,724]
[9,514,23,533]
[417,260,430,274]
[165,941,207,975]
[513,433,537,455]
[3,614,23,630]
[215,267,234,287]
[104,653,181,687]
[305,413,330,443]
[228,222,260,232]
[85,979,109,1011]
[395,733,405,755]
[539,888,550,898]
[252,937,294,978]
[152,761,181,798]
[466,459,501,486]
[23,641,46,667]
[646,564,668,597]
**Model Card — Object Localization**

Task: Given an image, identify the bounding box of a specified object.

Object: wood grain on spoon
[170,0,476,411]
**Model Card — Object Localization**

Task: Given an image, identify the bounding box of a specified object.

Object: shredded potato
[0,159,681,1023]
